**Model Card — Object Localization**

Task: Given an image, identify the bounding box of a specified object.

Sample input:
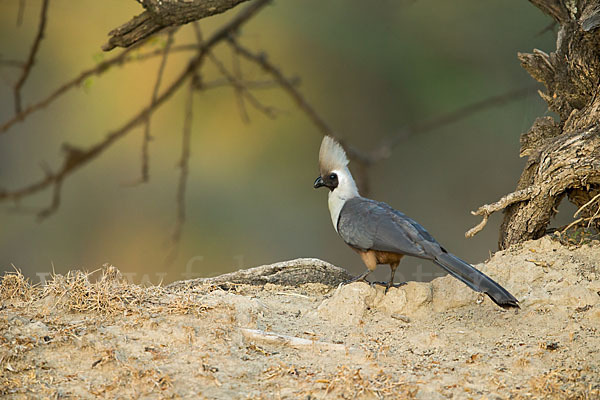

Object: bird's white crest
[319,136,349,175]
[317,136,359,231]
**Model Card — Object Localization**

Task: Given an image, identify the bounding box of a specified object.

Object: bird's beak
[313,176,325,189]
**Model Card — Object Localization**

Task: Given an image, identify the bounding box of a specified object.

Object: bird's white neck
[327,167,359,231]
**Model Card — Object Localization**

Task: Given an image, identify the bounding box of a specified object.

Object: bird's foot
[343,270,371,286]
[371,281,407,294]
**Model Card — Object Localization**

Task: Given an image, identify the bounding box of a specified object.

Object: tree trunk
[469,1,600,249]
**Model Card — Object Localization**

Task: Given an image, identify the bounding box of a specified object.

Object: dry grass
[0,267,33,302]
[317,366,419,399]
[42,265,150,314]
[256,364,419,399]
[0,265,212,317]
[510,369,600,400]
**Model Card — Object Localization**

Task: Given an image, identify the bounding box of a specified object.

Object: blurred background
[0,0,563,285]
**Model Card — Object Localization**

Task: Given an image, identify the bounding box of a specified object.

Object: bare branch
[465,186,537,238]
[0,57,24,68]
[17,0,26,27]
[231,44,249,123]
[573,193,600,218]
[1,45,139,135]
[168,77,197,263]
[102,0,253,51]
[369,85,539,162]
[0,43,206,136]
[200,76,301,91]
[208,52,278,118]
[37,178,62,221]
[138,30,175,185]
[528,0,570,23]
[227,38,373,165]
[14,0,50,114]
[0,0,271,218]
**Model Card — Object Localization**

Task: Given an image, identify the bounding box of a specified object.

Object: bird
[313,136,519,309]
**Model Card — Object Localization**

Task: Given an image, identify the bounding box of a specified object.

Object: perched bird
[313,136,519,309]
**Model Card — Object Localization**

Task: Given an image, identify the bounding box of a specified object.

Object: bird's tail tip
[494,297,520,309]
[486,290,520,309]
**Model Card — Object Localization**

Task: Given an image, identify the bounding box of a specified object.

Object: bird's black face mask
[313,172,338,191]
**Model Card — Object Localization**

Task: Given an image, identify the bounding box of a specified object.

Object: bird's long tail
[434,252,519,309]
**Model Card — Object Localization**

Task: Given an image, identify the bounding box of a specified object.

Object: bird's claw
[343,271,371,286]
[370,281,407,294]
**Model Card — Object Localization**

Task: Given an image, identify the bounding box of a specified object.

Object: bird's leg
[342,250,378,285]
[344,269,371,285]
[374,262,407,293]
[384,262,398,293]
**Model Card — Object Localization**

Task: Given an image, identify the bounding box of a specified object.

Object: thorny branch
[13,0,50,115]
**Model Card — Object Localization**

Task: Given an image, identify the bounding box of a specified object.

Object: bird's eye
[329,173,337,180]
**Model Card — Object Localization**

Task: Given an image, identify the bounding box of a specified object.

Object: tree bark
[166,258,353,289]
[495,0,600,248]
[103,0,252,51]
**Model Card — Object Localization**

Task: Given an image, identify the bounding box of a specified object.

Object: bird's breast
[327,192,346,232]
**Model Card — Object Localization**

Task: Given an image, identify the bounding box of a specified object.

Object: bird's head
[313,172,339,191]
[314,136,358,196]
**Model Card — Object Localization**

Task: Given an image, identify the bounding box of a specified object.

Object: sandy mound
[1,236,599,399]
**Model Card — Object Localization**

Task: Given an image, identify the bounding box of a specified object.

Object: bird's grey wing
[337,198,441,259]
[337,198,378,251]
[379,203,442,248]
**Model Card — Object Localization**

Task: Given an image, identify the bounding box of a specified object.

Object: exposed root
[465,186,536,238]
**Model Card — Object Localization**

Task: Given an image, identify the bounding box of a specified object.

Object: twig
[167,76,196,262]
[138,31,175,184]
[227,37,372,165]
[14,0,50,115]
[37,178,62,221]
[200,76,301,91]
[231,43,249,122]
[0,58,24,68]
[0,43,202,136]
[573,193,600,218]
[1,45,139,135]
[208,52,278,118]
[536,20,558,36]
[204,24,277,121]
[465,186,537,238]
[561,193,600,233]
[369,85,539,162]
[17,0,26,27]
[240,328,351,352]
[0,0,271,219]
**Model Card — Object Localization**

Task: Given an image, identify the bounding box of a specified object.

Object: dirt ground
[1,235,599,399]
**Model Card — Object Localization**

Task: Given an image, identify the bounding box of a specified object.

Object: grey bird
[313,136,519,309]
